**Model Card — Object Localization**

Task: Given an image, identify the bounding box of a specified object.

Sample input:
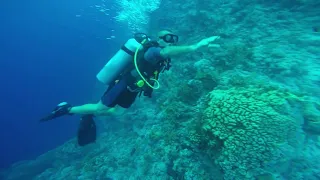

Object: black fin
[77,115,96,146]
[40,102,72,122]
[40,113,55,122]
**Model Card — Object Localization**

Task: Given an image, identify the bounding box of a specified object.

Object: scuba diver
[40,30,220,146]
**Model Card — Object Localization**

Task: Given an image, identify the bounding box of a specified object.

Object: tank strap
[121,45,135,56]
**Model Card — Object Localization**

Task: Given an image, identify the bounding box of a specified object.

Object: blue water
[0,0,126,169]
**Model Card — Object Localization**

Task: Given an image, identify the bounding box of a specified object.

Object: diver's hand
[193,36,220,50]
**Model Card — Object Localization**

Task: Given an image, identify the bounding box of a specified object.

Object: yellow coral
[202,86,299,179]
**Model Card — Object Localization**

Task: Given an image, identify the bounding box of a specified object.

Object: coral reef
[201,86,301,179]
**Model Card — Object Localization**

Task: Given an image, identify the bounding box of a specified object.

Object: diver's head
[157,30,179,47]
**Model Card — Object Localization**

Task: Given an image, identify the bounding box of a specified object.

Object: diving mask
[159,34,179,44]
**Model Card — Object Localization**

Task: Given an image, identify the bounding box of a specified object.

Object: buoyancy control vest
[96,33,171,93]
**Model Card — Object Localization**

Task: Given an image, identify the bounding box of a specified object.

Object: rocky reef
[2,0,320,179]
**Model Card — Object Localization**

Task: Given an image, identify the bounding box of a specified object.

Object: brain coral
[202,86,300,179]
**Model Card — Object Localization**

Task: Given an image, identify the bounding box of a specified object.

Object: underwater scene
[1,0,320,179]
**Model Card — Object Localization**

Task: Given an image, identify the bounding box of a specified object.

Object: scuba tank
[96,33,150,85]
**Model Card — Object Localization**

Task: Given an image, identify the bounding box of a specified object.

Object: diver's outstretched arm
[160,36,220,58]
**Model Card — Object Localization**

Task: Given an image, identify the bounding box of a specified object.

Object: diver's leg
[71,80,130,116]
[40,79,127,122]
[70,101,114,116]
[69,103,100,115]
[40,101,114,122]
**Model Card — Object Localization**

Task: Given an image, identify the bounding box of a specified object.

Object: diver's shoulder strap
[142,41,159,50]
[118,37,161,82]
[134,33,149,43]
[121,45,135,56]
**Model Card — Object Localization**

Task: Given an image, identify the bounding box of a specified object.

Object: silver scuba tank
[96,37,143,85]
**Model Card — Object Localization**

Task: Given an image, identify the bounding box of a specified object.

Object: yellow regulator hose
[133,39,160,89]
